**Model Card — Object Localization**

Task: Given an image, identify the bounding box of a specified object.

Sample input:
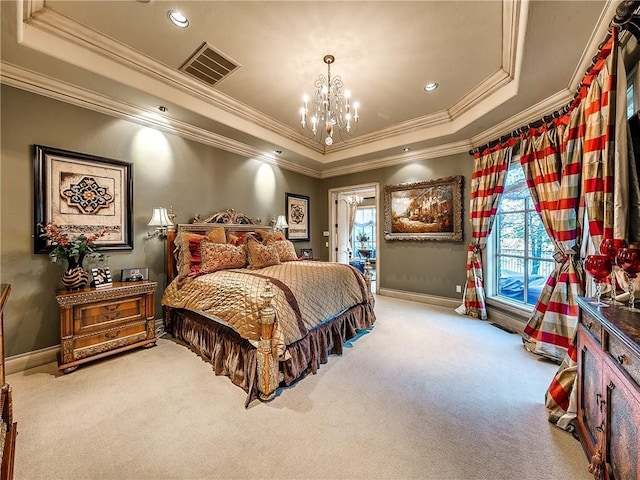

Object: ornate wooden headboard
[165,209,272,285]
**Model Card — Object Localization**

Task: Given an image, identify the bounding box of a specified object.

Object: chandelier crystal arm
[300,54,359,147]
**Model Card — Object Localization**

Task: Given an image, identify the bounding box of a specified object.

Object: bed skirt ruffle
[167,302,376,407]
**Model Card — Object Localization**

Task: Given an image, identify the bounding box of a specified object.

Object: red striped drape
[463,30,618,429]
[463,145,513,319]
[520,34,616,428]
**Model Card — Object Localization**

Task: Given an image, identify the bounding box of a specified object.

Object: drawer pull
[586,321,593,330]
[616,354,627,365]
[104,330,120,339]
[103,312,122,321]
[103,304,120,312]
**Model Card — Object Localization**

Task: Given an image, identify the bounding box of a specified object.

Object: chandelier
[300,54,359,146]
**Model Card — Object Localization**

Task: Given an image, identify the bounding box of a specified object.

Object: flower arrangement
[39,223,106,265]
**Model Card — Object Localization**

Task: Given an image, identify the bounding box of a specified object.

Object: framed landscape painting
[384,175,463,241]
[34,145,133,253]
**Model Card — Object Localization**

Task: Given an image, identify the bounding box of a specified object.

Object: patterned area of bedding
[162,261,370,357]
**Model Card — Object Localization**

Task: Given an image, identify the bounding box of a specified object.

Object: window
[351,206,376,258]
[489,163,555,308]
[629,64,638,119]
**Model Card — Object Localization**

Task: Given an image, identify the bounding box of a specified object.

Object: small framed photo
[121,267,148,282]
[91,267,113,288]
[300,248,313,260]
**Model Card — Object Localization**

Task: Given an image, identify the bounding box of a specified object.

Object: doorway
[328,183,380,294]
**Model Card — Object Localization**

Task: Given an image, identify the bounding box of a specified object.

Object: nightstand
[56,281,157,373]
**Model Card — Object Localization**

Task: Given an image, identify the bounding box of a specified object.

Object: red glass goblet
[599,238,628,303]
[584,255,613,307]
[616,247,640,311]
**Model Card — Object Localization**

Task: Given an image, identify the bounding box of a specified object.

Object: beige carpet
[8,295,590,480]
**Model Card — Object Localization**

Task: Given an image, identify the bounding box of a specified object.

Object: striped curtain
[520,34,617,428]
[519,121,586,362]
[463,146,513,319]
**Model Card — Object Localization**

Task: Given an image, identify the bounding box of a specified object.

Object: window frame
[486,163,555,312]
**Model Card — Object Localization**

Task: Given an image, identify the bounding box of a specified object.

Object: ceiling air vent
[180,43,240,87]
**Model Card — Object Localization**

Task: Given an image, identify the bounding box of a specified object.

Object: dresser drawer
[73,321,148,358]
[581,311,603,345]
[606,335,640,389]
[74,297,144,334]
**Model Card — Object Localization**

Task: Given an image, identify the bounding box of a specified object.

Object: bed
[161,209,376,406]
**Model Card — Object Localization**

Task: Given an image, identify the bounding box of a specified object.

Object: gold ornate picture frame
[34,145,133,253]
[383,175,463,242]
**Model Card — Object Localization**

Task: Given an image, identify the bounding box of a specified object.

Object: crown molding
[468,88,573,149]
[23,7,321,158]
[319,140,472,179]
[0,62,321,178]
[21,3,527,164]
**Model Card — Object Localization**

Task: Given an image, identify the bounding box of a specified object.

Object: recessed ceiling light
[403,147,410,152]
[275,150,282,155]
[167,10,189,28]
[157,105,168,113]
[424,82,439,92]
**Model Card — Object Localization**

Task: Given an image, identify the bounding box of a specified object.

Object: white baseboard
[5,318,166,375]
[378,288,527,335]
[378,288,461,309]
[6,345,58,375]
[486,307,526,335]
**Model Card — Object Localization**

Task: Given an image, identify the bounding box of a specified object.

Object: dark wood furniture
[576,297,640,480]
[56,281,157,373]
[0,284,16,480]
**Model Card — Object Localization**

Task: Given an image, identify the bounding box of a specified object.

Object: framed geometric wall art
[285,192,310,241]
[383,175,463,241]
[34,145,133,253]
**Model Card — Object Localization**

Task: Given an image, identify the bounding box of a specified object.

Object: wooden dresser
[0,284,16,480]
[56,281,157,373]
[576,297,640,480]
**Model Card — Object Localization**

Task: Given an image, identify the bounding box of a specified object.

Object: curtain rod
[469,0,640,156]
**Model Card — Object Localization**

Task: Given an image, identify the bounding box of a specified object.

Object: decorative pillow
[175,227,227,277]
[246,236,280,269]
[199,239,247,275]
[263,231,286,244]
[227,231,260,246]
[207,226,227,244]
[271,240,298,262]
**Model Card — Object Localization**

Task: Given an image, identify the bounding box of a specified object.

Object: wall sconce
[274,215,289,232]
[147,207,173,238]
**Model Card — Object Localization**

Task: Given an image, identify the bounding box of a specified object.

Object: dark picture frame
[91,266,113,288]
[121,267,149,282]
[383,175,463,241]
[300,248,313,260]
[285,192,310,241]
[34,145,133,253]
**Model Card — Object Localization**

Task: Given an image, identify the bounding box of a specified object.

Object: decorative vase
[62,255,89,290]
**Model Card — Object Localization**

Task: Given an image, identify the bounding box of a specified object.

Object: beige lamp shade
[148,207,173,227]
[274,215,288,231]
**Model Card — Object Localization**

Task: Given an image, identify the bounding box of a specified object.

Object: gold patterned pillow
[246,236,280,269]
[199,239,247,275]
[175,227,227,277]
[263,231,286,244]
[271,240,298,262]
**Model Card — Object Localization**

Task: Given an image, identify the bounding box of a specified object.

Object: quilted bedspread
[162,261,370,357]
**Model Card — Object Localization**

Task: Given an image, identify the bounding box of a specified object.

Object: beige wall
[1,84,473,358]
[319,156,473,299]
[0,85,319,357]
